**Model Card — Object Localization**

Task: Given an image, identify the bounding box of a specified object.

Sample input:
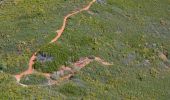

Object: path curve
[18,57,113,87]
[13,0,112,86]
[50,0,96,43]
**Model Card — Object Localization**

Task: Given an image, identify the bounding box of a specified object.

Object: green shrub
[33,43,78,73]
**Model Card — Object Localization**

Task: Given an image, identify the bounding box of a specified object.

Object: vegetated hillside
[0,0,170,99]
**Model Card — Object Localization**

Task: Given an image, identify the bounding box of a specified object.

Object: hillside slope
[0,0,170,99]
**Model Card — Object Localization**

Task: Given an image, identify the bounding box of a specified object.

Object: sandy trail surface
[18,57,112,87]
[14,0,112,86]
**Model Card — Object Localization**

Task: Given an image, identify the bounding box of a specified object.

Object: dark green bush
[33,43,78,73]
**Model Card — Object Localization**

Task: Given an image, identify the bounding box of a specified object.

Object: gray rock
[141,60,151,67]
[36,53,53,62]
[88,55,95,59]
[96,0,106,4]
[136,60,151,67]
[50,72,60,80]
[122,52,136,65]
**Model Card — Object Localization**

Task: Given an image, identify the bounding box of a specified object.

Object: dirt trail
[47,57,113,86]
[18,57,113,87]
[14,0,96,84]
[14,0,112,86]
[15,52,37,82]
[50,0,96,43]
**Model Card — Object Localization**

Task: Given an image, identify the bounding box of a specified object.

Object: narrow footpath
[14,0,112,86]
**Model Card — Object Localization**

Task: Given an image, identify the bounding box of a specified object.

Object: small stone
[50,71,60,80]
[163,49,168,58]
[143,60,150,66]
[160,19,166,25]
[25,77,29,81]
[158,52,168,62]
[88,55,95,59]
[96,0,106,4]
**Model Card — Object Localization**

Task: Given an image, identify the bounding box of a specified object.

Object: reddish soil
[14,0,112,86]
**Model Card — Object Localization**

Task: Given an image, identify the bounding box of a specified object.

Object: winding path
[14,0,112,86]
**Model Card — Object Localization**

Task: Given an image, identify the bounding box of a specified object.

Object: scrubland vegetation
[0,0,170,99]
